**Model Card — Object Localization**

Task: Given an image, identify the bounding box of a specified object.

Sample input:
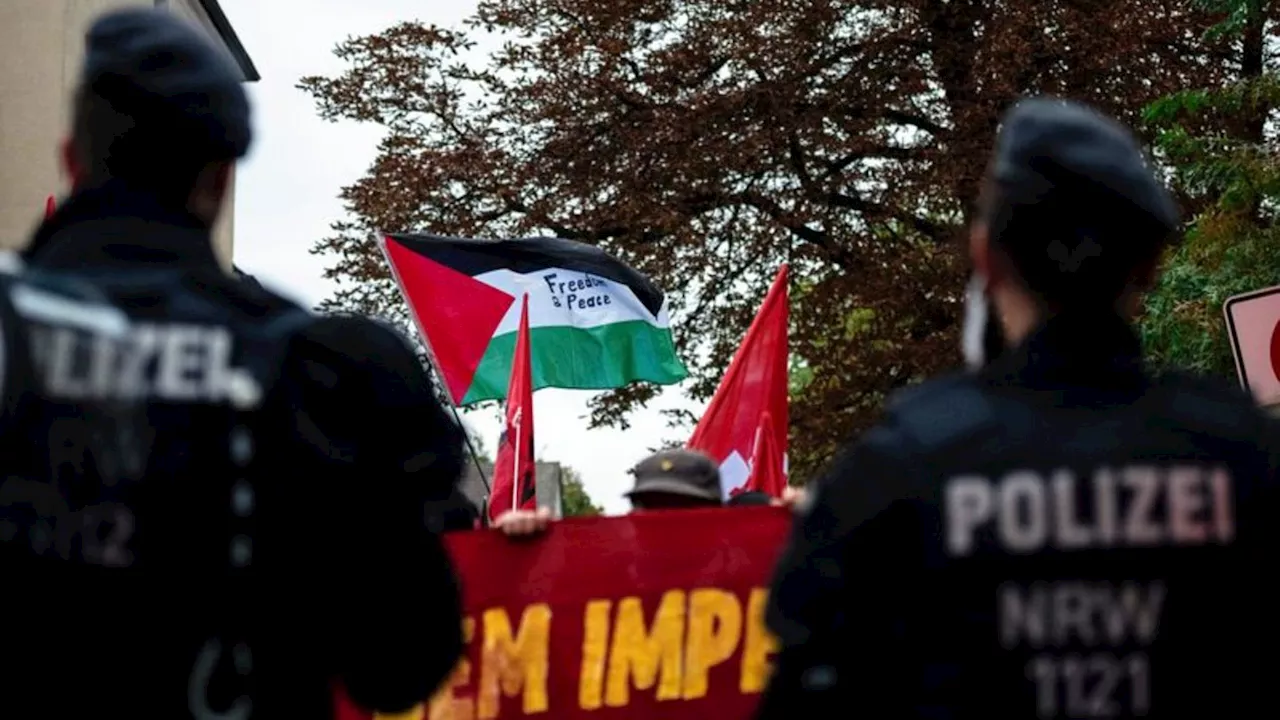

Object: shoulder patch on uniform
[885,373,996,450]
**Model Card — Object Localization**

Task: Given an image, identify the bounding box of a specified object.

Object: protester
[727,490,774,506]
[759,97,1280,718]
[494,504,556,536]
[626,449,725,510]
[739,486,809,509]
[2,8,463,717]
[495,448,723,535]
[779,485,807,509]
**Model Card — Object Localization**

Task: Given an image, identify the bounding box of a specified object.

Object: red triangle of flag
[383,235,515,404]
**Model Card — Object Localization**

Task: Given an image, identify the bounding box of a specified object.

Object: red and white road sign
[1223,285,1280,406]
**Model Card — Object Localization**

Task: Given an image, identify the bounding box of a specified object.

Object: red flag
[688,265,789,498]
[488,294,537,523]
[735,411,786,498]
[45,195,56,221]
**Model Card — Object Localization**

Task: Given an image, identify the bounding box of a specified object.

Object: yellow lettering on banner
[604,590,686,707]
[682,588,743,700]
[578,599,613,710]
[428,617,476,720]
[740,588,780,694]
[477,605,552,719]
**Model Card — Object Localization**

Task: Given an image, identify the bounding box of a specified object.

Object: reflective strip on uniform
[9,284,128,337]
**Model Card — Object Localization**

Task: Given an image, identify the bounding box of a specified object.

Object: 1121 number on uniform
[1027,653,1149,718]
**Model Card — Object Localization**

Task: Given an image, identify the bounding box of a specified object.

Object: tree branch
[735,191,852,267]
[883,109,947,136]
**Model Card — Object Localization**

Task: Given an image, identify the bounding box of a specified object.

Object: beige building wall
[0,0,254,268]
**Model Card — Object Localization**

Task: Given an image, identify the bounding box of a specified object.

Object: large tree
[303,0,1223,481]
[1140,0,1280,378]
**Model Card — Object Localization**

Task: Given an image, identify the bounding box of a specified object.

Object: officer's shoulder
[1155,368,1252,401]
[1150,369,1272,437]
[204,271,311,328]
[881,372,1000,450]
[0,252,129,331]
[885,373,973,413]
[293,313,425,384]
[300,314,415,362]
[204,275,409,370]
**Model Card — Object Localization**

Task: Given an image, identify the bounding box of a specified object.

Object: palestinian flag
[381,234,688,406]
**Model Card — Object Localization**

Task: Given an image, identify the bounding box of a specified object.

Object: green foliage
[1138,2,1280,379]
[560,466,603,517]
[787,278,875,398]
[1141,229,1279,375]
[1195,0,1266,40]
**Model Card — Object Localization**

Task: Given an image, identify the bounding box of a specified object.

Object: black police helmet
[982,97,1179,306]
[76,7,251,182]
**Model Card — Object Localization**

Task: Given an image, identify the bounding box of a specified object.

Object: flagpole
[457,406,491,495]
[511,413,521,511]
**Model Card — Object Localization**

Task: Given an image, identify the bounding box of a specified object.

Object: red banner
[336,506,791,720]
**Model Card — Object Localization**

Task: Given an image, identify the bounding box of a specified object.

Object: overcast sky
[220,0,699,514]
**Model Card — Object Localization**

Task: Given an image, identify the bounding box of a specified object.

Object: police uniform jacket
[759,309,1280,719]
[3,181,465,718]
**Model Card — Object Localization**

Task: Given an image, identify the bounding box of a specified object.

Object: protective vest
[0,249,317,718]
[0,250,144,564]
[888,315,1277,718]
[763,311,1280,719]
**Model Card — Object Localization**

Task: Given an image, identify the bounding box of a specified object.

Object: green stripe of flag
[461,320,688,404]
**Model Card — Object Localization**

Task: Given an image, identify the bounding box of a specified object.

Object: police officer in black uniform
[759,97,1280,719]
[3,7,464,717]
[0,251,157,709]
